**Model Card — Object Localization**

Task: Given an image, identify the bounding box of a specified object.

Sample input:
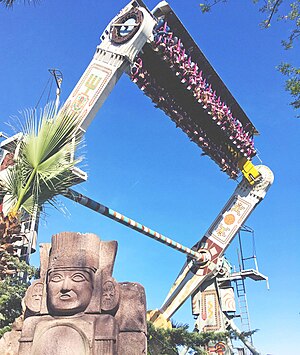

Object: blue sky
[0,1,299,354]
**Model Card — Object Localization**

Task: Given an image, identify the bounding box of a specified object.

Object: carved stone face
[47,269,93,315]
[102,281,115,309]
[32,283,43,302]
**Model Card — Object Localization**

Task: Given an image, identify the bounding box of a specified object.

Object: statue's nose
[61,276,71,292]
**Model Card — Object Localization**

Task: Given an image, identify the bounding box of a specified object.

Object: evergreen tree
[147,321,229,355]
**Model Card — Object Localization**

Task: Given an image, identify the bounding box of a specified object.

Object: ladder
[235,277,252,335]
[235,228,254,346]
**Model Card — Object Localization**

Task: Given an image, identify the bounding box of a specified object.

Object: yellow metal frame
[238,158,260,185]
[147,309,172,329]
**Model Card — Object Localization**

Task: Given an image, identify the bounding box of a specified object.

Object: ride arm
[152,165,274,323]
[60,0,156,133]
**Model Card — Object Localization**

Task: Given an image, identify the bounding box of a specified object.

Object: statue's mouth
[60,294,71,300]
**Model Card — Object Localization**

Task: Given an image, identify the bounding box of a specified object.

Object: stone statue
[1,232,147,354]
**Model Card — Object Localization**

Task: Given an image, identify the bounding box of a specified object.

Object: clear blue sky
[0,1,299,354]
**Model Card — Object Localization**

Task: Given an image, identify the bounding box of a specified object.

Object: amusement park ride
[0,1,274,354]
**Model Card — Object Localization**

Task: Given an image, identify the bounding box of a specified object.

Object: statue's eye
[50,274,63,282]
[71,273,87,282]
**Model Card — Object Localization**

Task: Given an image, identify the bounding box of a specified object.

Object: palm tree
[0,104,82,278]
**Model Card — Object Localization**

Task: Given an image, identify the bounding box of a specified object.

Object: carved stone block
[0,232,147,354]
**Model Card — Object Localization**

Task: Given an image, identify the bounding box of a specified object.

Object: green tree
[199,0,300,115]
[147,321,229,355]
[0,256,37,336]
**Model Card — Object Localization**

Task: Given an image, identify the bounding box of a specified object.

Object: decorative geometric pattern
[200,290,221,332]
[215,224,230,237]
[207,195,252,247]
[220,287,236,312]
[64,63,113,124]
[224,213,235,225]
[208,342,226,355]
[230,201,246,217]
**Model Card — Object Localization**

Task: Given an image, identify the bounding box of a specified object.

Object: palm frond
[2,104,83,216]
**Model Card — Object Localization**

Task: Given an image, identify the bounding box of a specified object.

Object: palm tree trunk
[0,212,22,280]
